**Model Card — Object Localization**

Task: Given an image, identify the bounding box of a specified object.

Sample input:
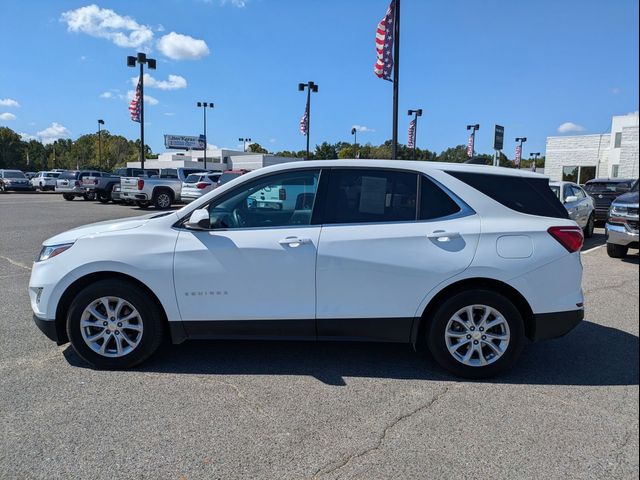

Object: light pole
[97,119,104,170]
[466,124,480,157]
[298,81,318,160]
[197,102,214,169]
[407,109,423,160]
[238,137,252,152]
[529,151,540,172]
[515,137,527,169]
[127,52,156,169]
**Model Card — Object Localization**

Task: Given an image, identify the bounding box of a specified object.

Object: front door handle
[427,231,461,242]
[278,236,311,247]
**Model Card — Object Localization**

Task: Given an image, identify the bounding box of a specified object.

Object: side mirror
[185,208,210,230]
[565,195,578,204]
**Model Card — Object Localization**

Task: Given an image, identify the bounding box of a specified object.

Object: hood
[612,190,639,205]
[43,213,167,245]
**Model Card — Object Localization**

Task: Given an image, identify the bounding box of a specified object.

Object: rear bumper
[530,309,584,342]
[606,223,639,247]
[121,191,149,201]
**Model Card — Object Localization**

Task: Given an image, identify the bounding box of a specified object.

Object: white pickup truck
[120,167,211,209]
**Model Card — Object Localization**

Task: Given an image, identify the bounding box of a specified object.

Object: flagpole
[391,0,400,159]
[139,62,145,169]
[305,86,311,160]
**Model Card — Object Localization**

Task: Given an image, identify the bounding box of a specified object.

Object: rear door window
[447,171,568,219]
[324,169,418,224]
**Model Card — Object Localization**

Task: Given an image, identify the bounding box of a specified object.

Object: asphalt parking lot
[1,192,638,479]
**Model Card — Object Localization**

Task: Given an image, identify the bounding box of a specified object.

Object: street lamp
[466,124,480,157]
[127,52,156,169]
[351,127,358,159]
[196,102,214,169]
[298,81,318,160]
[97,119,104,170]
[515,137,527,169]
[238,137,252,152]
[529,151,541,172]
[407,109,423,159]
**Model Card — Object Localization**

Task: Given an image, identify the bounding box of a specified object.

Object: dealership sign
[164,134,206,150]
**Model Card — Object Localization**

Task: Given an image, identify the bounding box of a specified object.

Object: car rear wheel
[606,243,628,258]
[97,191,111,203]
[153,190,173,210]
[136,200,150,209]
[66,279,164,369]
[584,213,595,238]
[83,192,96,201]
[426,290,525,379]
[62,194,74,201]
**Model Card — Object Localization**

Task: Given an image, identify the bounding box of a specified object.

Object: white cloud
[0,112,17,121]
[0,98,20,107]
[612,87,621,94]
[557,122,585,133]
[269,138,276,143]
[221,0,248,6]
[352,124,375,133]
[19,132,38,141]
[60,4,153,49]
[626,110,639,117]
[99,91,114,98]
[131,73,187,90]
[163,112,175,116]
[126,90,159,106]
[37,122,70,145]
[157,32,209,60]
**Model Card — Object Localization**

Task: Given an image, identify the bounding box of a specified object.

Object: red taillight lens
[548,226,584,253]
[137,179,144,190]
[196,182,208,189]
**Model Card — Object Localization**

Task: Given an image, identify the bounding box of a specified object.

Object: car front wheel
[153,191,173,210]
[427,290,525,379]
[66,279,164,369]
[62,194,74,201]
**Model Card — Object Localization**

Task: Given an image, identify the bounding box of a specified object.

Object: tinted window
[325,169,417,224]
[572,186,586,199]
[447,171,568,219]
[160,169,178,179]
[550,185,560,199]
[420,176,461,220]
[2,171,26,179]
[219,172,242,185]
[585,181,631,192]
[185,174,202,183]
[206,170,320,229]
[59,171,79,180]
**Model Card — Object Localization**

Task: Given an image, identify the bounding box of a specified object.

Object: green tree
[247,143,268,154]
[0,127,24,169]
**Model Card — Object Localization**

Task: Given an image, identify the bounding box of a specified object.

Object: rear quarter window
[446,171,568,219]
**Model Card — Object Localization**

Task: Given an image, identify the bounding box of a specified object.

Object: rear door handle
[278,236,311,247]
[427,231,461,242]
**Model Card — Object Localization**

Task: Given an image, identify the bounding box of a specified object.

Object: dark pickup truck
[583,178,637,224]
[83,168,159,203]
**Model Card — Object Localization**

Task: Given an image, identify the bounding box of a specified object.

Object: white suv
[29,160,585,378]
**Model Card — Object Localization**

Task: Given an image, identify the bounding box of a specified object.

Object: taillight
[196,182,208,189]
[548,226,584,253]
[137,179,144,190]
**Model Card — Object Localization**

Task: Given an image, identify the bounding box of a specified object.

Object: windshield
[44,172,60,178]
[584,181,631,192]
[3,171,26,179]
[219,173,241,185]
[185,174,202,183]
[59,171,79,180]
[550,185,560,199]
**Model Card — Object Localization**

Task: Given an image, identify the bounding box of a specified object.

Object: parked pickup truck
[606,179,639,258]
[120,167,211,209]
[83,168,159,204]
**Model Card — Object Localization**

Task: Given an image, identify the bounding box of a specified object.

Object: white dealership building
[545,113,639,183]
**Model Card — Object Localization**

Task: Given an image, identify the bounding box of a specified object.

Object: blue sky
[0,0,638,157]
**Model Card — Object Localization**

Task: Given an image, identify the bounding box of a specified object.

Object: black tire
[153,189,173,210]
[426,289,525,379]
[62,194,74,201]
[97,191,111,203]
[66,279,164,369]
[607,242,628,258]
[83,192,96,201]
[136,200,150,209]
[0,183,5,193]
[584,213,595,238]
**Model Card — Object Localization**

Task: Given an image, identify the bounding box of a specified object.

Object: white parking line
[581,244,605,255]
[0,255,32,271]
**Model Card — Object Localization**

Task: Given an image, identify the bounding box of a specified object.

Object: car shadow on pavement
[582,230,607,251]
[63,320,638,387]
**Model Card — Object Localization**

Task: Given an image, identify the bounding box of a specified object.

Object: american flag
[407,119,416,148]
[374,0,395,81]
[514,145,522,166]
[466,133,474,157]
[129,75,142,123]
[299,106,308,135]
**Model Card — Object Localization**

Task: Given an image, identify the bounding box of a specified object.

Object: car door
[173,168,322,339]
[572,185,591,226]
[563,185,581,224]
[315,169,480,342]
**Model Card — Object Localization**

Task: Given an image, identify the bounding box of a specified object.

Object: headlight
[610,204,628,216]
[37,243,74,262]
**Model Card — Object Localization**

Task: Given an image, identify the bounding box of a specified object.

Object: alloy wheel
[444,304,510,367]
[79,297,144,357]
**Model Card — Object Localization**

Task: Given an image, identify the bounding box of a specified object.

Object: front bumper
[530,309,584,341]
[606,223,639,247]
[4,184,35,191]
[33,315,64,344]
